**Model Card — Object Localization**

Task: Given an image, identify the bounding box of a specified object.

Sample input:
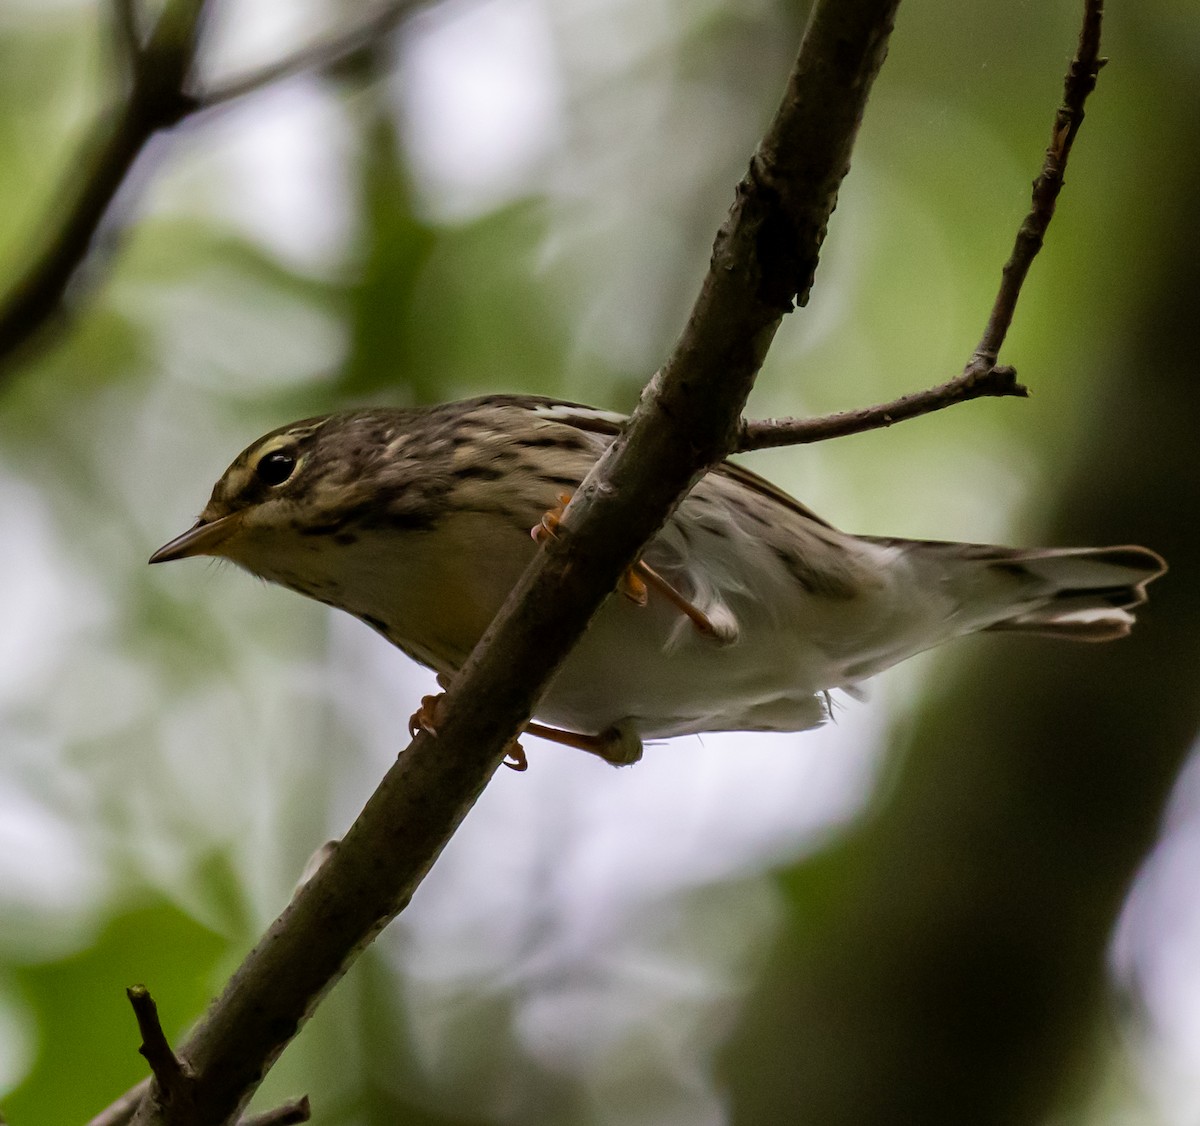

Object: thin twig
[197,0,422,109]
[85,1081,307,1126]
[109,0,143,77]
[126,986,194,1109]
[241,1097,312,1126]
[738,365,1026,452]
[974,0,1105,365]
[738,0,1105,454]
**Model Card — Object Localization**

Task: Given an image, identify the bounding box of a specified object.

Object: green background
[0,1,1196,1123]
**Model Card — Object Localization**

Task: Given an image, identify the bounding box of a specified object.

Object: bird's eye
[256,450,297,487]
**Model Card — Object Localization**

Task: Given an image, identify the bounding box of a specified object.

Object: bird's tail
[868,539,1167,642]
[976,545,1166,640]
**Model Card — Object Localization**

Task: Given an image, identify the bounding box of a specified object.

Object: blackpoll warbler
[151,395,1166,765]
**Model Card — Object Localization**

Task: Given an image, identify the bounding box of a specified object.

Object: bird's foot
[410,692,639,769]
[408,692,529,771]
[531,492,574,546]
[532,494,722,638]
[628,560,725,639]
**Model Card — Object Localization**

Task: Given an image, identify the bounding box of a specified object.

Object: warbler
[151,394,1165,766]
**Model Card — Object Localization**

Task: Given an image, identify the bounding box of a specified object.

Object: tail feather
[985,614,1136,642]
[975,544,1165,642]
[864,538,1167,643]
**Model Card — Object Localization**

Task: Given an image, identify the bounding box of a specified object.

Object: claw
[632,560,721,638]
[532,492,574,545]
[618,566,648,606]
[532,493,716,636]
[410,689,529,771]
[408,692,445,738]
[504,741,529,771]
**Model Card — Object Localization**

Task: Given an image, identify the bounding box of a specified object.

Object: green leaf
[3,901,228,1124]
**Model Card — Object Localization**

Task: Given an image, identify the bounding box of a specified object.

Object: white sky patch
[200,0,334,81]
[393,0,563,220]
[157,79,359,274]
[210,82,358,272]
[0,792,109,948]
[148,0,360,274]
[325,612,888,1120]
[150,0,563,263]
[0,478,105,705]
[0,982,33,1100]
[1112,746,1200,1125]
[119,263,346,393]
[325,611,886,981]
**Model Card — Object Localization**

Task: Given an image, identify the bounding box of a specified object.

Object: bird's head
[149,410,449,576]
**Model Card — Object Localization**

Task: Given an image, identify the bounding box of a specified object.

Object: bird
[150,394,1166,767]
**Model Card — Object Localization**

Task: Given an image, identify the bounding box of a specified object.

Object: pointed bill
[149,513,242,564]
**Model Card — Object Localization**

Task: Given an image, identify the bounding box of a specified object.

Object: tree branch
[86,1080,150,1126]
[738,0,1104,453]
[738,364,1026,452]
[92,991,308,1126]
[87,1081,309,1126]
[125,1,902,1122]
[196,0,423,110]
[109,0,143,79]
[0,0,426,382]
[0,0,207,373]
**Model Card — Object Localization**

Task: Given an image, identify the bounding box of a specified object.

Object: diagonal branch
[738,0,1105,453]
[91,993,309,1125]
[85,1079,150,1126]
[239,1098,311,1126]
[0,0,426,383]
[0,0,206,370]
[196,0,423,110]
[126,1,903,1123]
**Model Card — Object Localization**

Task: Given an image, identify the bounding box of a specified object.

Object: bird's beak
[149,512,243,564]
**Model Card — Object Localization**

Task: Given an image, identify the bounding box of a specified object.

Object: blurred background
[0,0,1197,1122]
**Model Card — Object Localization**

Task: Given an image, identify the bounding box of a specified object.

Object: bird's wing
[512,396,838,531]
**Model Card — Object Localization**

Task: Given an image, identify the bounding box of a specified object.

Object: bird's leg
[410,681,640,769]
[532,494,719,636]
[523,720,643,767]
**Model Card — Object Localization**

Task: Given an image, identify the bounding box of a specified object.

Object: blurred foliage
[5,901,227,1125]
[0,0,1196,1124]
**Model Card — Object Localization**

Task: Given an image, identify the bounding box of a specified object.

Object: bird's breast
[319,510,539,672]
